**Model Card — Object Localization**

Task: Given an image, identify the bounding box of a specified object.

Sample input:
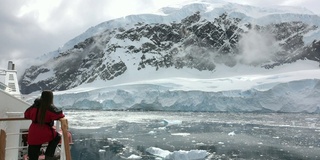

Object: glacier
[29,60,318,113]
[51,78,320,113]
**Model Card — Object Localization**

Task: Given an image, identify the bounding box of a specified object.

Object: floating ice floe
[127,154,142,159]
[162,119,182,126]
[146,147,209,160]
[228,131,236,136]
[171,133,190,136]
[146,147,171,158]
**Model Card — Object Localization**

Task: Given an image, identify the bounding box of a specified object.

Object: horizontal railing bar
[6,132,28,136]
[5,146,28,150]
[0,118,28,121]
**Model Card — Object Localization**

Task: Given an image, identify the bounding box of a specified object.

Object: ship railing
[0,117,71,160]
[0,69,5,75]
[0,82,6,91]
[0,69,6,90]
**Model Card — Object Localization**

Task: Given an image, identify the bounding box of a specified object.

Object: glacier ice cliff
[50,79,320,113]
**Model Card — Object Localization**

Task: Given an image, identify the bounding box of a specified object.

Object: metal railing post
[5,112,22,160]
[60,118,72,160]
[0,129,6,160]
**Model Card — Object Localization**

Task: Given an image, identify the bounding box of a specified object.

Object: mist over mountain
[19,0,320,112]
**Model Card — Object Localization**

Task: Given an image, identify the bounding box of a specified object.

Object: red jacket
[24,99,65,145]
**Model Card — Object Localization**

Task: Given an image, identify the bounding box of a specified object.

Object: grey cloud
[0,0,114,73]
[0,0,157,72]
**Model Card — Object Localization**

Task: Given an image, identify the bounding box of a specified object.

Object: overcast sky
[0,0,319,72]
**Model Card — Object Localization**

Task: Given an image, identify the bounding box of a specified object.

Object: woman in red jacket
[24,90,65,160]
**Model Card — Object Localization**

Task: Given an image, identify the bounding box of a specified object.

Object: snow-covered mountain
[57,0,319,53]
[19,0,320,113]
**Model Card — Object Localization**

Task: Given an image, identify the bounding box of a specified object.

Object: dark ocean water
[65,111,320,160]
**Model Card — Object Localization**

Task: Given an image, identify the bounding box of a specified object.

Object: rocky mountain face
[20,11,320,94]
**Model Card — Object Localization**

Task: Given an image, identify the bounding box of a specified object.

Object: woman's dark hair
[38,90,54,125]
